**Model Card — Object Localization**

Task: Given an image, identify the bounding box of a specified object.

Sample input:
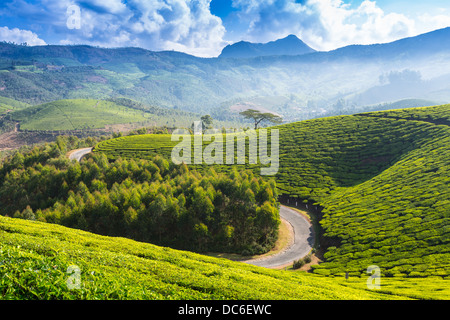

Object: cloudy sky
[0,0,450,57]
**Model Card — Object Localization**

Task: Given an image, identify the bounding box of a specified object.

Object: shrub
[304,254,312,264]
[293,258,305,270]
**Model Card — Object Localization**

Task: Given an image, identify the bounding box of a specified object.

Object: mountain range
[1,27,450,122]
[219,35,316,58]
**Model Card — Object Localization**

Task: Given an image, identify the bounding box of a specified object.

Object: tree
[200,115,214,132]
[191,115,214,134]
[239,109,283,129]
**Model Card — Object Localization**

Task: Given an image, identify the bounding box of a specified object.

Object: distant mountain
[1,27,450,121]
[324,26,450,60]
[219,35,316,59]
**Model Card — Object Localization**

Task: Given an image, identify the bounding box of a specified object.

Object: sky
[0,0,450,57]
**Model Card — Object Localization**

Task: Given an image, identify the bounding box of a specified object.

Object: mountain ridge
[1,26,450,63]
[219,34,316,59]
[1,27,450,119]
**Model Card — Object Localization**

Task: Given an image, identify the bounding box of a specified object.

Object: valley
[2,28,450,123]
[0,24,449,303]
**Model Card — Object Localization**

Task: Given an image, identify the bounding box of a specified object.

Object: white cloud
[3,0,450,57]
[229,0,422,51]
[231,0,313,43]
[56,0,227,57]
[308,0,416,50]
[126,0,227,57]
[0,26,47,45]
[417,12,450,33]
[59,0,443,55]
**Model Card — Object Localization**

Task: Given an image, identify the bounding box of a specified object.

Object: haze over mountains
[1,27,450,123]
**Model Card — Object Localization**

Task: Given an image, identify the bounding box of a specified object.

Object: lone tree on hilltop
[201,115,214,131]
[239,109,283,130]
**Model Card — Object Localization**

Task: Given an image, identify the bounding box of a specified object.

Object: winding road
[244,206,314,269]
[68,147,93,162]
[66,147,314,269]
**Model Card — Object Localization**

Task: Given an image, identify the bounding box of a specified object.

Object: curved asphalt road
[68,147,93,162]
[244,205,314,269]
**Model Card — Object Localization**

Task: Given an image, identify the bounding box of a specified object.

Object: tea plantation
[10,99,147,131]
[7,98,203,131]
[2,214,449,300]
[1,104,449,300]
[95,105,450,280]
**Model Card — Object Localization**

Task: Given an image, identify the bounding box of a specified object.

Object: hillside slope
[95,105,450,279]
[9,99,201,131]
[315,121,449,277]
[10,99,146,131]
[0,215,398,300]
[2,214,448,300]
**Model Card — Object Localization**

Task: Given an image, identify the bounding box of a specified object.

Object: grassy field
[94,105,450,279]
[1,214,449,300]
[0,105,9,115]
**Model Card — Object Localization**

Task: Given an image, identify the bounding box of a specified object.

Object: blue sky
[0,0,450,57]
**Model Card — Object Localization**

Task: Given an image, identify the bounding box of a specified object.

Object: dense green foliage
[0,137,280,255]
[3,215,449,300]
[95,105,450,279]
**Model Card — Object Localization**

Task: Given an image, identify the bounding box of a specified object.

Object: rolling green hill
[2,214,449,300]
[0,105,8,115]
[1,105,449,300]
[10,99,144,131]
[0,96,29,115]
[0,96,30,134]
[94,105,450,279]
[8,98,203,131]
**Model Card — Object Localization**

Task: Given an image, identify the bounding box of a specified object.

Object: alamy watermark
[367,265,381,290]
[66,4,81,30]
[66,265,81,290]
[171,121,279,176]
